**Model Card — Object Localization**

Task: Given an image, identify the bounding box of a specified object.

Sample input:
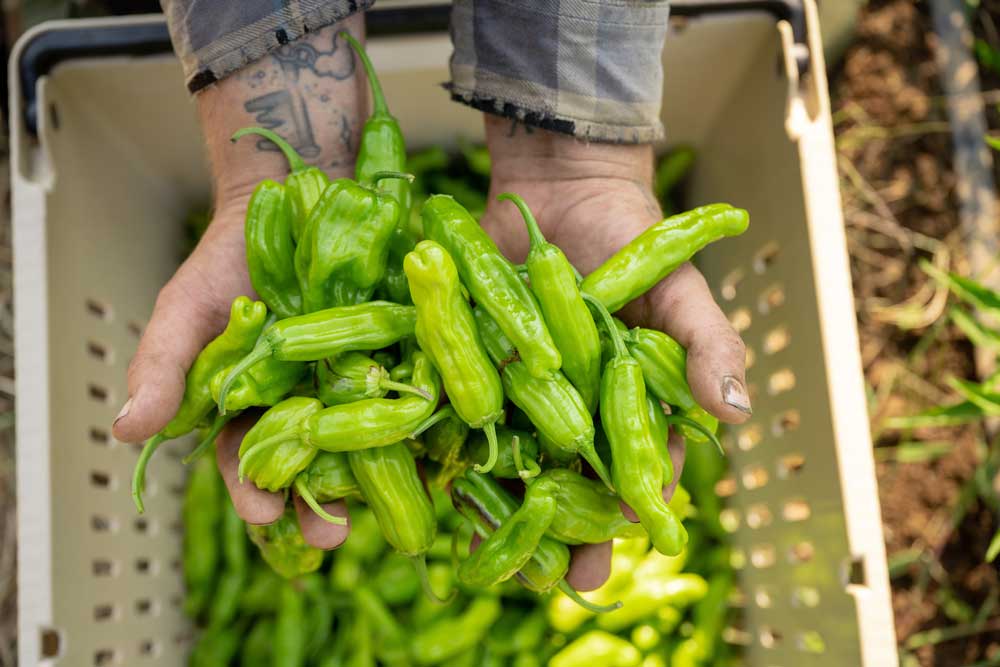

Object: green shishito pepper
[549,630,642,667]
[502,193,601,413]
[525,468,644,545]
[295,172,413,313]
[132,295,267,513]
[294,450,360,508]
[315,351,430,406]
[451,471,618,612]
[587,295,687,556]
[232,126,330,242]
[422,405,471,487]
[473,305,613,491]
[349,441,441,602]
[241,179,302,318]
[216,301,416,410]
[182,452,223,620]
[405,240,504,472]
[410,595,502,665]
[467,426,539,479]
[627,327,719,443]
[422,194,561,378]
[275,583,308,667]
[237,396,324,493]
[247,505,324,579]
[210,341,308,414]
[581,203,749,313]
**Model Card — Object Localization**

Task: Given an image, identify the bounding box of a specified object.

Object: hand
[478,115,752,589]
[111,19,366,548]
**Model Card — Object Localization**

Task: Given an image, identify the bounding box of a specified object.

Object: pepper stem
[236,431,296,483]
[217,341,274,415]
[498,192,547,250]
[411,406,456,439]
[664,414,725,456]
[512,435,541,480]
[369,365,432,400]
[557,580,623,614]
[182,411,233,465]
[294,477,348,525]
[131,433,166,513]
[339,31,390,117]
[231,127,307,172]
[580,444,616,493]
[582,293,627,358]
[473,422,500,474]
[363,170,415,189]
[411,555,456,604]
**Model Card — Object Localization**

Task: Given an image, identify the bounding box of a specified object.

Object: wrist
[484,114,654,186]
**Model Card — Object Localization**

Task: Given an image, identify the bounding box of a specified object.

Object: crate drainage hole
[86,299,111,320]
[793,586,821,608]
[86,341,109,363]
[94,648,117,666]
[729,307,752,333]
[745,504,772,529]
[90,471,112,489]
[135,598,154,615]
[737,424,762,451]
[39,628,61,658]
[750,544,776,568]
[87,384,110,403]
[772,409,800,436]
[89,427,110,445]
[720,268,745,301]
[789,541,815,563]
[759,626,783,648]
[91,515,115,533]
[92,559,115,577]
[783,499,811,522]
[93,604,115,622]
[758,283,786,313]
[763,325,790,355]
[139,639,157,656]
[754,241,780,274]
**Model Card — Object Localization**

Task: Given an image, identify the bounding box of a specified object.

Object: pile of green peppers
[139,33,749,666]
[182,434,737,667]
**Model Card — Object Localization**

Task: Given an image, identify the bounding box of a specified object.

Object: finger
[112,218,253,443]
[215,414,284,525]
[566,541,613,592]
[620,431,687,522]
[294,495,351,550]
[633,262,751,424]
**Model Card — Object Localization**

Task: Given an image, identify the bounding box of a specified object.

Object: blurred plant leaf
[948,377,1000,416]
[883,400,985,429]
[921,258,1000,312]
[887,548,925,579]
[987,528,1000,563]
[976,38,1000,76]
[950,307,1000,353]
[875,441,953,464]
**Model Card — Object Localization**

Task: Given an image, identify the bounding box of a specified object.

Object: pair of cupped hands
[111,103,750,590]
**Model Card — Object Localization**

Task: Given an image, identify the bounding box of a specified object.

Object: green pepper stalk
[132,296,268,513]
[422,194,561,378]
[293,450,360,510]
[501,193,601,413]
[231,126,330,241]
[340,32,412,229]
[348,441,446,603]
[236,396,324,489]
[181,410,236,465]
[295,171,414,313]
[581,203,749,313]
[404,240,504,473]
[471,427,540,480]
[216,301,416,411]
[626,326,720,444]
[473,305,614,491]
[315,351,431,405]
[585,294,687,556]
[241,179,302,318]
[246,505,324,579]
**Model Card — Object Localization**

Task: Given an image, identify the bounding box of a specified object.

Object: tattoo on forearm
[237,28,357,165]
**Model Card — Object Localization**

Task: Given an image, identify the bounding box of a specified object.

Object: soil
[832,1,1000,664]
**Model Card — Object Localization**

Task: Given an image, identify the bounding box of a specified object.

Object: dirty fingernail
[113,397,133,426]
[721,376,752,415]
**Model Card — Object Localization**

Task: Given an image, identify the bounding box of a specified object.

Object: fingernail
[721,376,752,415]
[113,397,133,426]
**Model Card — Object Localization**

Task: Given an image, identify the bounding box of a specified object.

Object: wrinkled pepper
[422,405,471,487]
[581,203,749,313]
[531,468,644,545]
[316,351,430,405]
[182,452,223,619]
[237,396,323,492]
[422,195,560,377]
[502,193,601,413]
[246,505,324,579]
[216,301,416,408]
[468,426,539,479]
[550,631,641,667]
[275,583,308,667]
[410,595,502,665]
[132,295,267,512]
[241,178,302,318]
[295,450,360,508]
[405,239,504,471]
[588,295,687,556]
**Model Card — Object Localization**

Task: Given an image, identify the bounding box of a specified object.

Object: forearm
[196,18,367,210]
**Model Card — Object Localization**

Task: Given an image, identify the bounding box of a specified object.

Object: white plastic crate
[10,2,897,666]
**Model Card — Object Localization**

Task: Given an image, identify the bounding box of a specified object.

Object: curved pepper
[467,426,539,479]
[457,474,559,588]
[550,631,641,667]
[342,32,412,230]
[410,596,502,666]
[295,173,411,312]
[597,573,708,632]
[216,301,416,409]
[349,441,440,601]
[294,450,360,507]
[371,551,421,606]
[502,193,601,413]
[627,327,719,443]
[581,203,749,313]
[531,468,644,545]
[242,618,274,667]
[237,396,322,492]
[587,295,687,556]
[182,452,223,620]
[353,584,411,665]
[474,306,613,490]
[211,353,308,414]
[316,351,430,405]
[242,178,302,318]
[405,240,504,471]
[274,583,308,667]
[132,295,267,512]
[422,194,560,378]
[247,505,324,579]
[232,126,330,241]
